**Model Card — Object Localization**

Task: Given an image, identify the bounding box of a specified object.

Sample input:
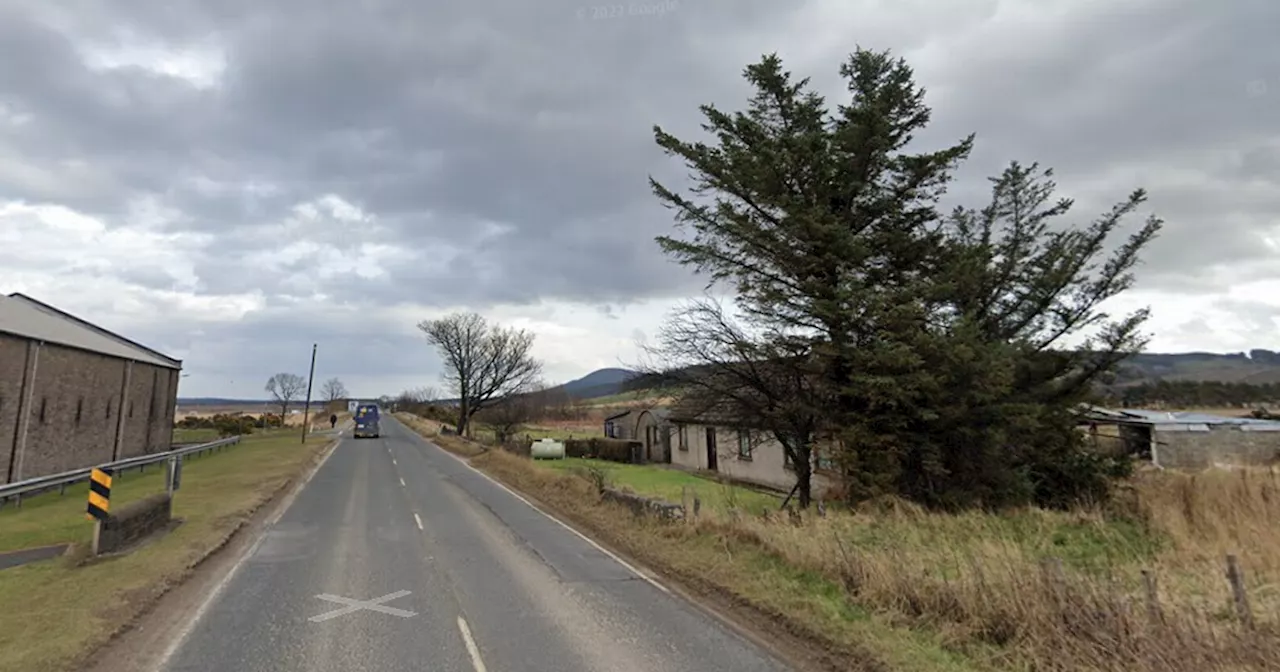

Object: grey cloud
[4,0,1279,395]
[915,0,1280,292]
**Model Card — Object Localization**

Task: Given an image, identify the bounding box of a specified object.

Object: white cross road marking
[309,590,418,622]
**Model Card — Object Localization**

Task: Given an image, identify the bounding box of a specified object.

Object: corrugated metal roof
[1078,405,1280,431]
[1116,409,1280,427]
[0,293,181,369]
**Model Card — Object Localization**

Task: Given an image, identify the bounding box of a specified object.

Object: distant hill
[177,397,272,406]
[181,352,1280,409]
[1116,350,1280,385]
[553,367,638,398]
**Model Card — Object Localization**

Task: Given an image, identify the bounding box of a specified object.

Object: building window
[737,429,752,460]
[678,425,688,451]
[816,447,836,472]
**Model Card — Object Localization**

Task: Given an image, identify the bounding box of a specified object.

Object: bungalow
[1077,405,1280,469]
[666,398,837,495]
[603,407,672,463]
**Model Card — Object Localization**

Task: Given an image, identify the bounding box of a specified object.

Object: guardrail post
[91,518,103,556]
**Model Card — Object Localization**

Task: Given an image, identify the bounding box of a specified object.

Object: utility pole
[301,343,317,444]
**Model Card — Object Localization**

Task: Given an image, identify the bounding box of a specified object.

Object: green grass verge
[0,429,331,672]
[536,457,783,512]
[172,427,221,444]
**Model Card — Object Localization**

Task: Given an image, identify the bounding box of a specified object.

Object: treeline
[1099,380,1280,408]
[386,384,591,441]
[176,413,285,436]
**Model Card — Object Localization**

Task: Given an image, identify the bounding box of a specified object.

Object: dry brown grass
[393,413,487,457]
[486,448,1280,670]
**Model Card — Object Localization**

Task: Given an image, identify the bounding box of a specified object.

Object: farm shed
[0,293,182,484]
[1078,406,1280,469]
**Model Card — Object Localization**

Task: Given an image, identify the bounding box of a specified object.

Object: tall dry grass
[692,467,1280,671]
[459,439,1280,671]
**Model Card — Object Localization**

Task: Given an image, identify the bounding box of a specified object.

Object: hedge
[563,437,641,464]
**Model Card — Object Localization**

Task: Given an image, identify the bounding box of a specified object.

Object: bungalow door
[705,427,718,471]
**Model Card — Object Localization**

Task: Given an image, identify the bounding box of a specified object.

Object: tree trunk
[785,440,815,509]
[795,451,813,508]
[456,404,469,437]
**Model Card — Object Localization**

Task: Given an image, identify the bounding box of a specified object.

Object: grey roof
[604,410,633,421]
[1080,405,1280,431]
[0,293,181,370]
[640,408,671,420]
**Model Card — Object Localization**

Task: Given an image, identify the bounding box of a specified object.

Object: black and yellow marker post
[85,467,112,521]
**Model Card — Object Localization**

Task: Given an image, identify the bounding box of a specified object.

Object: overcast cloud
[2,0,1278,398]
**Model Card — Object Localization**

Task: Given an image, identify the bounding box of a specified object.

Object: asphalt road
[159,416,792,672]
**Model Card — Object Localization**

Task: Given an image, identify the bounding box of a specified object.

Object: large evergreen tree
[648,47,1161,510]
[647,48,971,507]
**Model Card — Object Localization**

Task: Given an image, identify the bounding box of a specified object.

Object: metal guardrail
[0,436,242,504]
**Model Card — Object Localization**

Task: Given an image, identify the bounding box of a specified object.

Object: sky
[1,0,1278,399]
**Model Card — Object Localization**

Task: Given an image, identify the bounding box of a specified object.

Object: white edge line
[152,437,344,670]
[413,513,424,530]
[423,429,670,594]
[457,616,488,672]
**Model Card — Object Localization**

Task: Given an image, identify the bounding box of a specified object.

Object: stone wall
[94,492,173,555]
[1155,427,1280,469]
[601,487,685,521]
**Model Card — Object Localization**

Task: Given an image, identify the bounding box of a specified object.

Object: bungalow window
[737,429,752,460]
[678,425,688,451]
[816,447,836,472]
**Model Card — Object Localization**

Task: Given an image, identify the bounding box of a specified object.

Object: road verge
[393,416,970,672]
[0,430,338,672]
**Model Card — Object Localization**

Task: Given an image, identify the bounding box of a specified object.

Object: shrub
[563,438,640,463]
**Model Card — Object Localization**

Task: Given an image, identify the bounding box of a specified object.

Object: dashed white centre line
[457,616,487,672]
[413,513,423,530]
[399,477,406,487]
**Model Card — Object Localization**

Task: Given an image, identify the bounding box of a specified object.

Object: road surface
[160,416,792,672]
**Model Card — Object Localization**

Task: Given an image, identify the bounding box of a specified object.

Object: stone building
[0,293,182,484]
[1078,406,1280,469]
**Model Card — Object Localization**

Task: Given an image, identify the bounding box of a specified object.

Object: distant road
[159,416,791,672]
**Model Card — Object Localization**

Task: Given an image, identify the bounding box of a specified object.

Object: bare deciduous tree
[476,383,547,443]
[639,298,828,508]
[265,373,308,419]
[393,387,439,415]
[418,312,542,436]
[321,377,349,403]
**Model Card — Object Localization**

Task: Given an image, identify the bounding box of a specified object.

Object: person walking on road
[329,413,337,429]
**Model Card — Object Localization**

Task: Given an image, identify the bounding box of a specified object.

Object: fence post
[1040,556,1065,612]
[1141,569,1161,625]
[1225,554,1254,629]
